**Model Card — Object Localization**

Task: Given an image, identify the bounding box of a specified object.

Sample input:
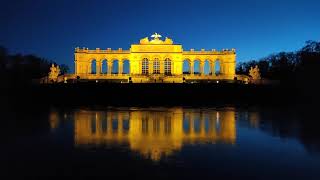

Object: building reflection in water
[49,110,59,130]
[72,108,236,161]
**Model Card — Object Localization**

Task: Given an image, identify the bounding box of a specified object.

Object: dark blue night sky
[1,0,319,72]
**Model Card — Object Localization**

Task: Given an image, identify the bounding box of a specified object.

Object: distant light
[96,80,98,83]
[216,81,219,83]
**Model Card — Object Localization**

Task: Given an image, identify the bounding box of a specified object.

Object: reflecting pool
[2,107,320,178]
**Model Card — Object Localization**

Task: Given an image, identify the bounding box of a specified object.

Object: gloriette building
[74,33,236,83]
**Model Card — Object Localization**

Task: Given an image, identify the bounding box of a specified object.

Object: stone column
[160,60,164,74]
[96,61,101,75]
[118,114,123,135]
[96,113,102,135]
[149,60,154,74]
[170,61,174,75]
[190,61,194,75]
[200,61,204,75]
[190,114,195,135]
[118,61,123,75]
[220,62,224,75]
[87,63,91,74]
[100,62,103,74]
[209,61,213,75]
[212,62,215,75]
[107,61,113,75]
[200,114,205,136]
[107,113,112,134]
[138,60,141,75]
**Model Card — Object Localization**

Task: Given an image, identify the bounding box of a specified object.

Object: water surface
[2,106,320,179]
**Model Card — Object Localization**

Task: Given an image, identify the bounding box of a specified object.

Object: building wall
[73,44,236,81]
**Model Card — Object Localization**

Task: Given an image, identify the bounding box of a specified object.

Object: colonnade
[82,58,230,76]
[183,59,223,75]
[87,59,128,75]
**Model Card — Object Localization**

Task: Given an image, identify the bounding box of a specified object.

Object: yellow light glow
[70,108,236,161]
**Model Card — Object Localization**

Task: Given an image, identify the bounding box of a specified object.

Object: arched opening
[183,59,191,74]
[204,60,210,75]
[204,114,210,133]
[153,58,160,74]
[91,59,97,74]
[164,58,172,75]
[193,60,200,75]
[101,59,108,74]
[122,60,130,74]
[112,119,118,131]
[112,60,119,74]
[183,113,190,134]
[215,60,221,75]
[142,58,149,75]
[194,117,201,134]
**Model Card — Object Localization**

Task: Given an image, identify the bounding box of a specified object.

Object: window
[142,58,149,75]
[164,58,171,75]
[153,58,160,74]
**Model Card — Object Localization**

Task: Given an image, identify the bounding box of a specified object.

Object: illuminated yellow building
[74,33,236,83]
[72,108,236,161]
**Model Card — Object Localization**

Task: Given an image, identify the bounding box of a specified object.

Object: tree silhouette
[237,40,320,100]
[0,46,69,86]
[237,41,320,82]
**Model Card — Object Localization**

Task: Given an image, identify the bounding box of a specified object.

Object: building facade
[74,33,236,83]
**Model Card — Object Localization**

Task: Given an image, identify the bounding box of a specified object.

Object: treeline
[0,46,69,86]
[237,40,320,85]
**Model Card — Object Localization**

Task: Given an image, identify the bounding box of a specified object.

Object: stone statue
[140,33,174,45]
[140,37,149,44]
[164,37,173,44]
[151,32,162,40]
[249,65,261,80]
[49,64,60,82]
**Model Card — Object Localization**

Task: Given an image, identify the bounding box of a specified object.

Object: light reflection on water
[3,106,320,178]
[51,107,236,161]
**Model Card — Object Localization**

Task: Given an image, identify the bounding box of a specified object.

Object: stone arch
[193,59,200,75]
[214,59,221,75]
[90,59,97,74]
[163,54,173,60]
[122,59,130,74]
[204,60,210,75]
[205,57,215,75]
[112,59,119,74]
[183,59,191,74]
[101,59,108,74]
[121,56,130,61]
